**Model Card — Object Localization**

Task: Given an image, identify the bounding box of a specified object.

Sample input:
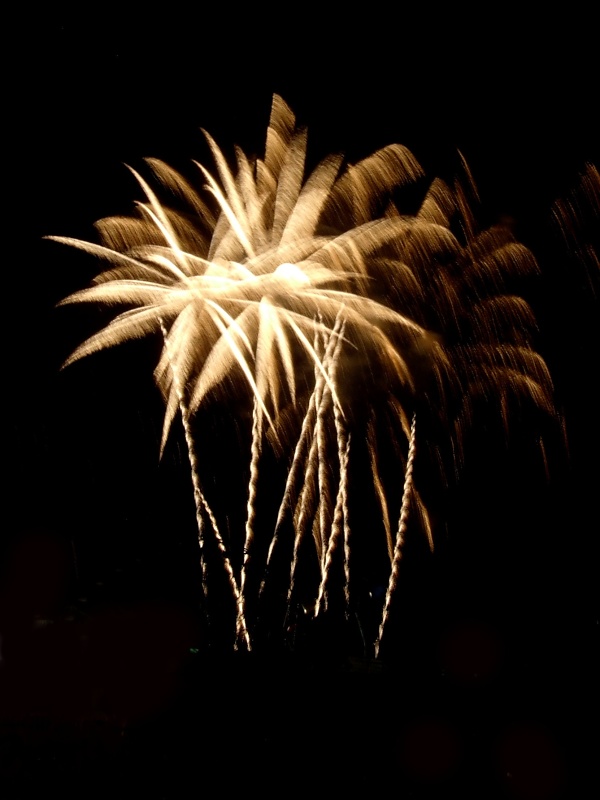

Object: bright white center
[274,262,310,285]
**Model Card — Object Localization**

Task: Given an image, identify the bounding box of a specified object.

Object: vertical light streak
[374,412,417,658]
[312,325,328,560]
[314,313,349,616]
[158,318,251,652]
[240,395,261,627]
[286,356,327,609]
[368,419,394,563]
[258,397,315,602]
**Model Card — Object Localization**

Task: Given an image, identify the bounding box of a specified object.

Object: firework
[49,95,560,656]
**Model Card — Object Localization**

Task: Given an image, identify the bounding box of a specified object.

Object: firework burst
[49,95,561,656]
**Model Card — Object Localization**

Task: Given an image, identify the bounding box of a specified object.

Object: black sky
[12,16,596,480]
[8,6,598,613]
[3,6,599,794]
[19,8,598,222]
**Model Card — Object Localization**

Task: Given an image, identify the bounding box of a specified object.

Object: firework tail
[240,396,261,626]
[158,319,251,652]
[313,314,350,616]
[374,412,417,658]
[286,365,326,611]
[258,312,345,599]
[368,417,394,563]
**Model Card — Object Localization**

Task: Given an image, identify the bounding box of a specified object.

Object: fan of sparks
[50,95,559,656]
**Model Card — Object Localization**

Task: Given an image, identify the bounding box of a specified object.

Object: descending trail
[158,317,250,651]
[375,413,417,659]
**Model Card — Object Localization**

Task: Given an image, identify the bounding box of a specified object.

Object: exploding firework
[49,95,561,657]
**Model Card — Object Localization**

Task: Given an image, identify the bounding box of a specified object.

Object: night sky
[4,7,599,796]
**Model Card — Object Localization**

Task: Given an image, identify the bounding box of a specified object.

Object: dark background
[3,6,598,797]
